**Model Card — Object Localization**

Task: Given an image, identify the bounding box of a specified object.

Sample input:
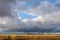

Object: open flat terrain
[0,34,60,40]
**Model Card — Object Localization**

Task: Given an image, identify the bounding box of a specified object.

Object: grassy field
[0,34,60,40]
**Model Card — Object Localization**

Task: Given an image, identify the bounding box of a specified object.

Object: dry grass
[0,34,60,40]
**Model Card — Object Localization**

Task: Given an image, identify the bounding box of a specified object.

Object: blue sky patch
[18,12,37,19]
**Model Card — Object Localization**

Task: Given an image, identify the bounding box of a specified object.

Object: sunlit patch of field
[0,34,60,40]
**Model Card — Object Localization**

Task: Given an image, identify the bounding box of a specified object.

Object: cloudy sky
[0,0,60,33]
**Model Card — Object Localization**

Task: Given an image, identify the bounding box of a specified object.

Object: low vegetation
[0,34,60,40]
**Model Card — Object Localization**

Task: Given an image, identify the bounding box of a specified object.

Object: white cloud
[32,16,44,22]
[49,11,60,23]
[15,0,57,16]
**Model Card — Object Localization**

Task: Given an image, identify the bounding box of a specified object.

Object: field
[0,34,60,40]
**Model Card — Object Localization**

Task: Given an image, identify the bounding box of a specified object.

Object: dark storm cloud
[0,0,15,17]
[9,27,52,32]
[5,20,58,32]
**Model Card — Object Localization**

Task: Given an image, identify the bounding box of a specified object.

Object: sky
[0,0,60,33]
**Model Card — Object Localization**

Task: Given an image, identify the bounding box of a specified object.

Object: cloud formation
[0,0,60,33]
